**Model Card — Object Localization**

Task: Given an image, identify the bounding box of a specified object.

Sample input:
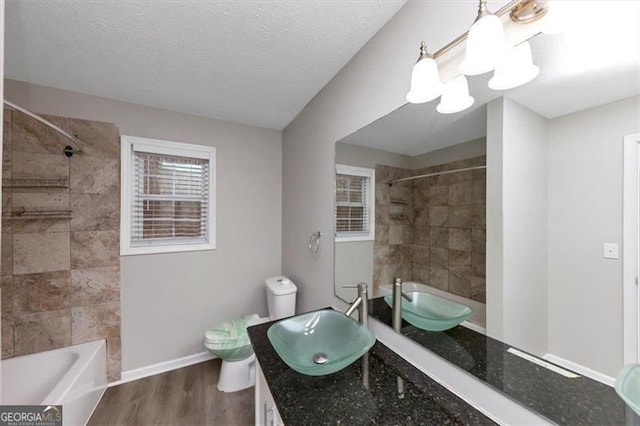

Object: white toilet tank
[265,276,297,320]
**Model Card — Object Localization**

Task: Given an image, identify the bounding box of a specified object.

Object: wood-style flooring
[89,359,254,426]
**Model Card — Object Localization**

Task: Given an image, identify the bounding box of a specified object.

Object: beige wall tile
[14,309,71,356]
[3,109,11,180]
[1,276,14,359]
[70,156,119,195]
[413,226,430,245]
[12,192,69,210]
[71,231,119,269]
[428,206,447,227]
[2,231,13,276]
[429,186,449,206]
[448,205,473,227]
[429,247,448,269]
[10,219,70,234]
[472,205,486,229]
[70,192,119,232]
[11,151,69,180]
[448,228,472,251]
[471,277,486,303]
[12,111,70,155]
[10,193,70,234]
[449,265,472,298]
[375,224,389,246]
[429,227,448,248]
[70,266,120,307]
[429,267,448,291]
[412,244,429,266]
[413,264,429,284]
[13,232,70,274]
[472,228,486,253]
[449,183,473,206]
[449,249,471,266]
[472,251,486,278]
[71,302,120,344]
[13,271,71,314]
[106,335,122,382]
[69,119,120,159]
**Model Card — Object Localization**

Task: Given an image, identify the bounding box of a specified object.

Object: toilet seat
[204,314,268,361]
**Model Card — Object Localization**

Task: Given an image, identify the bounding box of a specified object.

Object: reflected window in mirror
[335,165,375,242]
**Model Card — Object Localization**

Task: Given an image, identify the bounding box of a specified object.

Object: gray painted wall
[548,95,639,377]
[487,97,549,356]
[409,137,486,170]
[282,1,481,314]
[4,79,282,372]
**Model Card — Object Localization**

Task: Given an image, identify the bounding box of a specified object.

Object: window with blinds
[335,165,375,242]
[121,136,216,255]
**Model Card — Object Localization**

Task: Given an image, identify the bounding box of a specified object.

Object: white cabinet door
[255,361,284,426]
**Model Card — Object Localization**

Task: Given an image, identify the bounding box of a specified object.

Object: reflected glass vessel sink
[267,310,376,376]
[384,291,472,332]
[615,364,640,415]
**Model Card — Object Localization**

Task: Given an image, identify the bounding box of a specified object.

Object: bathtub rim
[41,340,107,406]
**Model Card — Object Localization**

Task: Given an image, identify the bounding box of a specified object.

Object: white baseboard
[109,351,215,387]
[542,353,615,387]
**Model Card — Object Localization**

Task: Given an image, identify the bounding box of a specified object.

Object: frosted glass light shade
[460,14,507,76]
[406,56,443,104]
[488,42,540,90]
[437,75,475,114]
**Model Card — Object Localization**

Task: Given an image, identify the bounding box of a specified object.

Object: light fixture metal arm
[432,0,543,60]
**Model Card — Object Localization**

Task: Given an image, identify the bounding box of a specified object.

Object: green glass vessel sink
[267,310,376,376]
[615,364,640,416]
[384,291,472,332]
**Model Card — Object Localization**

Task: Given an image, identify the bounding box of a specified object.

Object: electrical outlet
[603,243,619,259]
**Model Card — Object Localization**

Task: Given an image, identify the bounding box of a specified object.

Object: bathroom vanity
[248,313,495,425]
[249,307,636,425]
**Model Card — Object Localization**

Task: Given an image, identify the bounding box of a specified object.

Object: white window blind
[121,136,216,255]
[335,165,375,242]
[132,152,209,246]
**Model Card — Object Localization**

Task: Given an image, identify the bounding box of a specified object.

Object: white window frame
[120,135,216,256]
[335,164,375,242]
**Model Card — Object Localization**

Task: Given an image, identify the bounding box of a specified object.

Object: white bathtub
[2,340,107,426]
[375,281,487,332]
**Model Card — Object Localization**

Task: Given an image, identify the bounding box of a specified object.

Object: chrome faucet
[344,282,369,327]
[392,277,413,332]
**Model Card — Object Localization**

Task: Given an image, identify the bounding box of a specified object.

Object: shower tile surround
[374,156,486,303]
[1,108,122,381]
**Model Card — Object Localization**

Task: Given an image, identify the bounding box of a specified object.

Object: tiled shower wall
[1,109,122,380]
[374,156,486,303]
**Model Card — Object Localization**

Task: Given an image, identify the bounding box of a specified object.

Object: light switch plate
[604,243,619,259]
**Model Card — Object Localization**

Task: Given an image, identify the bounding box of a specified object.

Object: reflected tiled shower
[1,109,122,380]
[374,156,486,303]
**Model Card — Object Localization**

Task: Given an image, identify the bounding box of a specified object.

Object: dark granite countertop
[248,309,495,426]
[368,296,637,425]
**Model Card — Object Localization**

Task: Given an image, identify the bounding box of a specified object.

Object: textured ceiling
[5,0,406,130]
[341,1,640,156]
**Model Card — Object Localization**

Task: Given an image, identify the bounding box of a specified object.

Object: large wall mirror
[333,4,639,389]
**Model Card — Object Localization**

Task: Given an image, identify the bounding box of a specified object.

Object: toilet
[204,276,297,392]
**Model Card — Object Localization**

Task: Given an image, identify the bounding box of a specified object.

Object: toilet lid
[205,317,250,345]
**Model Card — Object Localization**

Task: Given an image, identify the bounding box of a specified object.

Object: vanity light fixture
[406,42,443,104]
[437,75,475,114]
[460,0,507,76]
[488,41,540,90]
[406,0,550,112]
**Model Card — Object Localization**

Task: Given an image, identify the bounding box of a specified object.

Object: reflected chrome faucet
[344,282,369,327]
[392,277,413,332]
